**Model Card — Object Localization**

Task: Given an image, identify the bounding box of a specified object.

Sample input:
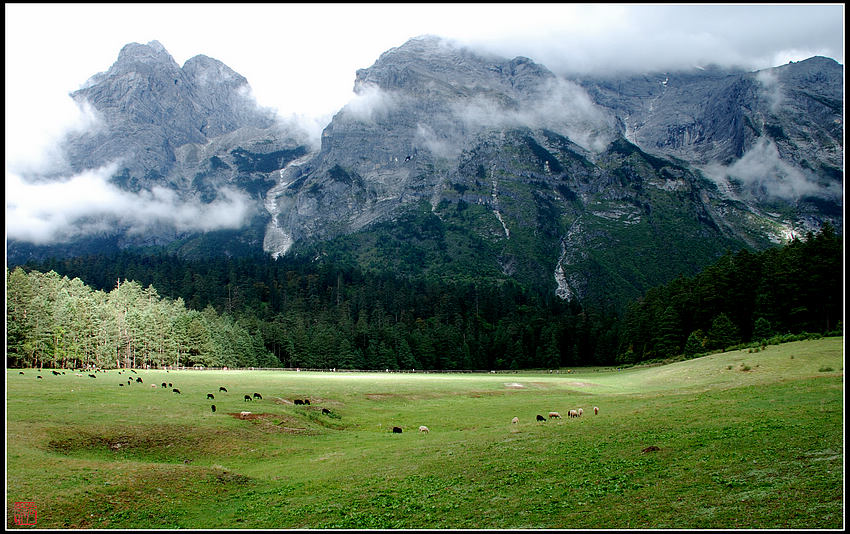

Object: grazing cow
[131,370,137,374]
[219,387,228,392]
[136,377,143,383]
[19,371,24,375]
[294,399,304,405]
[511,417,519,424]
[162,382,167,388]
[244,395,252,402]
[594,406,599,415]
[172,388,181,394]
[89,374,97,378]
[168,383,172,388]
[211,405,216,413]
[568,410,578,418]
[548,411,561,419]
[52,370,61,375]
[419,426,430,433]
[322,408,331,415]
[536,415,546,422]
[207,393,215,400]
[392,426,403,433]
[253,393,262,400]
[119,383,124,387]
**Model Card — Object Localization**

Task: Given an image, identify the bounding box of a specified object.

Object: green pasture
[6,337,844,529]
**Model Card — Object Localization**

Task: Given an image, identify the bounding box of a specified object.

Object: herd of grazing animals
[23,369,601,438]
[530,406,598,423]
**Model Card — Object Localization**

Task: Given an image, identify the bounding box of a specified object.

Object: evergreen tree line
[5,269,276,369]
[7,224,842,370]
[616,223,843,362]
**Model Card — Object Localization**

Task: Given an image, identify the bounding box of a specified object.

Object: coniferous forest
[6,224,842,370]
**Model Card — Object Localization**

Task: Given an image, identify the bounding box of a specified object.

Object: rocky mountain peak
[106,40,180,76]
[353,35,555,100]
[182,54,247,88]
[62,40,297,188]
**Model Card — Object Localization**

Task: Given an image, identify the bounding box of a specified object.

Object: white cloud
[756,69,783,113]
[6,164,256,245]
[342,83,399,123]
[703,138,841,201]
[452,77,616,152]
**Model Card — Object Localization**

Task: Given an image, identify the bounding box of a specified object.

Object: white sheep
[240,411,251,417]
[577,408,583,417]
[593,406,599,415]
[511,416,519,424]
[569,409,578,418]
[548,411,561,419]
[419,426,429,433]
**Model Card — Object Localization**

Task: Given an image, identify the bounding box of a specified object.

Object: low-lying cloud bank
[6,163,256,245]
[701,138,842,201]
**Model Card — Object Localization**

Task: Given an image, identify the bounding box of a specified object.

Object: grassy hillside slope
[6,337,843,528]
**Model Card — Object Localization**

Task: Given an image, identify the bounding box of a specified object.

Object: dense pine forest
[6,224,842,370]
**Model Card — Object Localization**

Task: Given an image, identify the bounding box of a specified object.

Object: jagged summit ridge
[63,40,294,190]
[9,37,842,306]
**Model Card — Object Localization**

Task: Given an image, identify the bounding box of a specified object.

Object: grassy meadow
[6,337,844,529]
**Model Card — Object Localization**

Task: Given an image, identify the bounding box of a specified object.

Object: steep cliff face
[574,56,843,204]
[9,37,842,305]
[266,36,619,255]
[264,36,841,303]
[63,40,307,196]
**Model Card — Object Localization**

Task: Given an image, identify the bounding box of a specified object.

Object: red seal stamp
[13,502,37,525]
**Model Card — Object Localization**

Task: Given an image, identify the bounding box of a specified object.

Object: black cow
[52,370,61,375]
[168,383,173,388]
[119,383,124,387]
[207,393,215,400]
[244,395,252,402]
[89,374,97,378]
[536,415,546,422]
[37,376,43,379]
[322,408,331,415]
[294,399,304,405]
[253,393,262,400]
[392,426,403,433]
[19,371,24,375]
[136,377,143,383]
[219,386,228,392]
[211,405,216,413]
[303,399,310,405]
[131,369,137,374]
[172,388,181,394]
[162,382,167,388]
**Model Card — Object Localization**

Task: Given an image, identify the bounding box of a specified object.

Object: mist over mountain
[6,36,843,305]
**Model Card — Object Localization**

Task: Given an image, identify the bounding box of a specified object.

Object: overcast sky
[4,3,845,244]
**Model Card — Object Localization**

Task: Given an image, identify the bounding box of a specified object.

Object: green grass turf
[6,337,844,528]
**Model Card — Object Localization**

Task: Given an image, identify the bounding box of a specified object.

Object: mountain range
[7,36,843,307]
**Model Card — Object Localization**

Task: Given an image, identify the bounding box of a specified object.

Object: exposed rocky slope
[265,36,842,302]
[8,37,843,305]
